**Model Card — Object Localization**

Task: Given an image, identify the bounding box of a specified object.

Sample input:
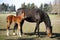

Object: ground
[0,13,60,40]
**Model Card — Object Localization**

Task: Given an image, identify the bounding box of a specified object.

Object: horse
[6,12,25,37]
[13,8,52,37]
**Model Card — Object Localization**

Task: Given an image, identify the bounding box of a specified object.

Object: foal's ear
[21,12,25,16]
[22,11,25,13]
[22,11,25,15]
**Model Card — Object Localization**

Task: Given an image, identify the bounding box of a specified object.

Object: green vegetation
[21,3,52,12]
[0,3,16,12]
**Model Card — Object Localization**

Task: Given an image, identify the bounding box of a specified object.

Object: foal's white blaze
[7,30,9,36]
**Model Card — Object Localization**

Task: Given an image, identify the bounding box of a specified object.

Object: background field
[0,13,60,40]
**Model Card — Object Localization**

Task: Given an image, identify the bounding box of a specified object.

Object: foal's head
[20,12,25,19]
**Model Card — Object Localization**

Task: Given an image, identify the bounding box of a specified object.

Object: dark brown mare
[6,12,25,37]
[14,8,52,37]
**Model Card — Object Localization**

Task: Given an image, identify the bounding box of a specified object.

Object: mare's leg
[20,20,24,35]
[34,25,38,34]
[34,21,40,37]
[13,23,18,35]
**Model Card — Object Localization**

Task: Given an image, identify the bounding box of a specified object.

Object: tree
[39,3,43,10]
[44,4,49,12]
[1,3,7,11]
[30,3,35,9]
[48,2,52,13]
[9,5,16,12]
[27,3,31,8]
[21,3,27,8]
[14,5,16,11]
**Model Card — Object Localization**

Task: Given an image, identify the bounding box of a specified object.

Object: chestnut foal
[6,13,25,37]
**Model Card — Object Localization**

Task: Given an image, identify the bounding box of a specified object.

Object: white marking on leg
[7,30,9,36]
[13,32,15,35]
[17,30,19,35]
[19,31,21,37]
[18,24,21,37]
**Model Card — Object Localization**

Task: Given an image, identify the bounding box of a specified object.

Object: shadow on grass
[24,32,46,35]
[17,37,36,40]
[5,37,36,40]
[5,39,16,40]
[24,32,60,38]
[5,32,60,40]
[53,33,60,40]
[0,28,13,31]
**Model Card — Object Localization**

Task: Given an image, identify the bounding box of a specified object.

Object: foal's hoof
[19,35,21,37]
[13,33,16,35]
[7,34,9,36]
[7,35,9,36]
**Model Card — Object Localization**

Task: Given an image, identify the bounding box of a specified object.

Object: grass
[0,13,60,40]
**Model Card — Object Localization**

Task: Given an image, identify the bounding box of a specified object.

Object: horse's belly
[25,18,35,22]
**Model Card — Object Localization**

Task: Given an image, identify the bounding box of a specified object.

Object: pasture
[0,13,60,40]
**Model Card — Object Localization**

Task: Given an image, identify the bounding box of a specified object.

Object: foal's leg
[13,20,24,35]
[18,23,21,37]
[13,23,18,35]
[6,22,11,36]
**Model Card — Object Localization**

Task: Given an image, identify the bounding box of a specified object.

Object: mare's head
[16,8,26,19]
[19,11,25,19]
